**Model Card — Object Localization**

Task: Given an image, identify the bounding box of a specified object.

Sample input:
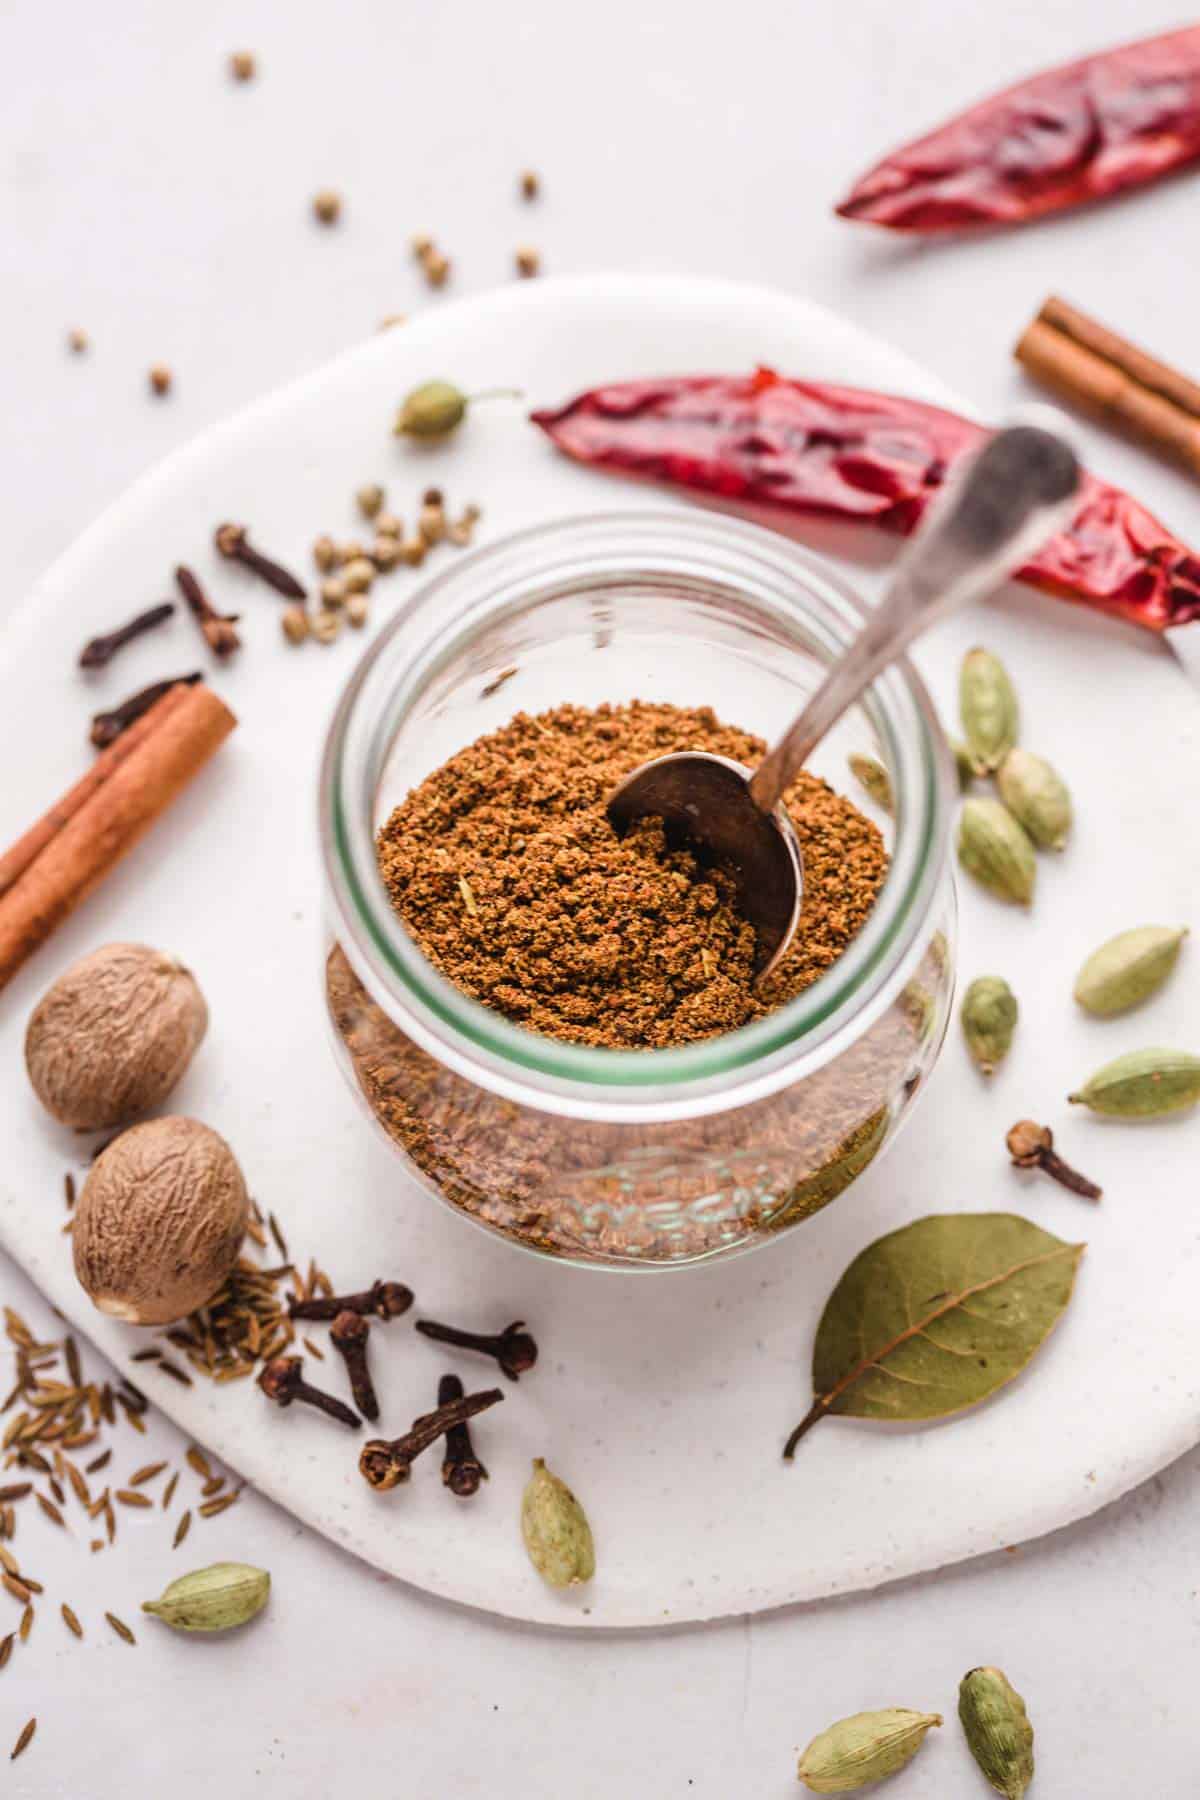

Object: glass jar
[320,511,956,1268]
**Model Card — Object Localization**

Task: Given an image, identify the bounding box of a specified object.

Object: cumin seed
[185,1447,210,1479]
[161,1472,179,1510]
[303,1336,325,1360]
[105,1611,135,1645]
[199,1491,239,1519]
[0,1484,31,1503]
[61,1603,83,1639]
[156,1360,193,1387]
[173,1510,191,1548]
[0,1548,16,1577]
[84,1450,111,1475]
[129,1462,167,1487]
[35,1494,64,1528]
[115,1489,153,1509]
[0,1633,12,1668]
[268,1213,289,1260]
[9,1717,34,1760]
[2,1575,32,1605]
[18,1605,32,1641]
[129,1349,161,1364]
[64,1172,76,1208]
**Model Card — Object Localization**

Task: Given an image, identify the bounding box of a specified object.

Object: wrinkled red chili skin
[531,370,1200,631]
[836,26,1200,233]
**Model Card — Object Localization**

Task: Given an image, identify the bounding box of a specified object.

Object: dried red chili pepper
[531,369,1200,632]
[836,26,1200,233]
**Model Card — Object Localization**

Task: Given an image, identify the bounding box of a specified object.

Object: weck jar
[320,510,956,1268]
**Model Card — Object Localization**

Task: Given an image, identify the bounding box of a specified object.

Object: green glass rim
[320,509,952,1117]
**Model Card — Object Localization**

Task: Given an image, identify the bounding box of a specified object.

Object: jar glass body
[321,511,956,1269]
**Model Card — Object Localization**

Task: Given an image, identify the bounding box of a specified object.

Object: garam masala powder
[376,701,886,1049]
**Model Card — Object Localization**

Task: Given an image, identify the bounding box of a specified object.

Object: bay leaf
[784,1214,1084,1457]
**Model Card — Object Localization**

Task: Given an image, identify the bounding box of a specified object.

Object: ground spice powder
[375,701,886,1049]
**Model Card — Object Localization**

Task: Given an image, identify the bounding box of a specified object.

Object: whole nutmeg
[25,944,208,1130]
[73,1117,249,1324]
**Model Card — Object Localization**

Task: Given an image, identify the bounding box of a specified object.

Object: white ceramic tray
[1,275,1198,1629]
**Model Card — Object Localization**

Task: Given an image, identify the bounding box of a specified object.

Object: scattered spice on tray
[229,50,256,82]
[312,189,341,226]
[377,701,886,1049]
[78,602,175,671]
[835,26,1200,234]
[531,371,1200,631]
[148,364,172,397]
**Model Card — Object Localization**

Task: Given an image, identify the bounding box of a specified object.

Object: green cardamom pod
[521,1458,595,1588]
[960,647,1018,772]
[957,798,1036,906]
[1068,1047,1200,1117]
[1074,925,1188,1017]
[847,753,892,814]
[995,747,1072,851]
[951,738,980,791]
[961,976,1018,1075]
[797,1708,941,1793]
[958,1667,1034,1799]
[394,378,467,438]
[141,1562,270,1633]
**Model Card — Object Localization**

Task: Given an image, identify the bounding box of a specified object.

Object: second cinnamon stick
[1016,296,1200,477]
[0,683,236,993]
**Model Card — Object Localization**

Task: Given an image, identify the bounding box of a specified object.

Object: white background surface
[2,0,1200,1792]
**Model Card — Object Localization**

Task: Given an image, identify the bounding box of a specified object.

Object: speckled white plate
[1,275,1198,1629]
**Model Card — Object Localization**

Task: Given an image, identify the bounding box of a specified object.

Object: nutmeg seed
[25,943,208,1130]
[72,1117,249,1325]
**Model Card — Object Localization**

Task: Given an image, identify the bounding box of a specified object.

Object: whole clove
[415,1317,537,1381]
[90,673,204,748]
[1006,1120,1102,1200]
[258,1356,360,1428]
[329,1311,379,1421]
[438,1374,488,1497]
[359,1387,503,1491]
[79,603,175,670]
[176,566,240,659]
[214,523,306,599]
[288,1279,412,1323]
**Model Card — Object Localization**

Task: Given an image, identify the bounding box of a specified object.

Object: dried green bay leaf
[784,1214,1083,1455]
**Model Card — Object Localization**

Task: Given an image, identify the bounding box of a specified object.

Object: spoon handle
[747,422,1080,816]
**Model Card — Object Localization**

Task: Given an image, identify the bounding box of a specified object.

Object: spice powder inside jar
[375,702,886,1047]
[329,701,936,1261]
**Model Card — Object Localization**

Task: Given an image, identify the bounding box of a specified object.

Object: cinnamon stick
[1015,296,1200,477]
[0,683,236,993]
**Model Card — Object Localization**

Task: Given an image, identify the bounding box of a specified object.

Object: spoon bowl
[607,750,803,980]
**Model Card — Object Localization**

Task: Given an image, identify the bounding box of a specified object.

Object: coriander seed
[149,364,172,397]
[398,537,426,567]
[423,251,451,287]
[520,169,540,200]
[356,483,385,520]
[320,575,348,609]
[229,50,256,81]
[312,535,338,572]
[341,557,375,594]
[311,611,341,646]
[67,327,89,354]
[281,606,310,646]
[372,537,401,571]
[515,246,540,278]
[418,490,446,546]
[375,511,402,538]
[410,234,434,259]
[346,595,369,629]
[312,189,342,226]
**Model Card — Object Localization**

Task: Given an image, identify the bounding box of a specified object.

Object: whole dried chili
[531,370,1200,631]
[835,26,1200,234]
